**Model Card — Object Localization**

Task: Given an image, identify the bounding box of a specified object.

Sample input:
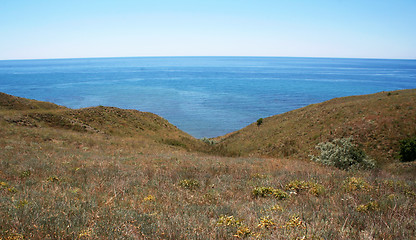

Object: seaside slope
[215,89,416,165]
[0,92,206,152]
[0,92,64,110]
[0,91,415,239]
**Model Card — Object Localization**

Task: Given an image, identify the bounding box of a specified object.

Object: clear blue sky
[1,0,415,60]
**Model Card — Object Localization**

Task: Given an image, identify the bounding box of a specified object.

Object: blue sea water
[0,57,415,138]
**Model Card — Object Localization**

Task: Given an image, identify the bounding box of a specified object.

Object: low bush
[217,215,251,238]
[284,215,305,229]
[257,216,276,229]
[252,186,274,197]
[256,118,263,126]
[310,137,375,170]
[178,179,200,190]
[200,137,217,145]
[399,136,416,162]
[217,215,243,227]
[356,201,380,213]
[284,180,325,196]
[343,177,372,192]
[252,187,288,200]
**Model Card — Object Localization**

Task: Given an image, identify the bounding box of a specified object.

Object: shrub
[257,216,276,229]
[252,186,274,197]
[343,177,372,192]
[143,195,155,202]
[235,225,252,238]
[257,118,263,126]
[271,188,289,200]
[284,180,325,196]
[178,179,200,190]
[252,187,288,200]
[217,215,243,227]
[310,137,375,170]
[217,215,251,238]
[399,136,416,162]
[284,215,304,229]
[200,137,216,145]
[356,201,380,212]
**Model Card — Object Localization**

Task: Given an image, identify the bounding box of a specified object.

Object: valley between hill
[0,90,415,239]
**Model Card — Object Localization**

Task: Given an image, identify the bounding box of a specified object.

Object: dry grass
[1,124,415,239]
[215,89,416,166]
[0,92,207,153]
[1,91,415,239]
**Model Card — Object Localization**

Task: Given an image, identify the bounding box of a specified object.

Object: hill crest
[0,92,63,110]
[0,92,206,151]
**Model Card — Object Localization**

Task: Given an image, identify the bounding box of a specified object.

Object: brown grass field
[0,90,415,239]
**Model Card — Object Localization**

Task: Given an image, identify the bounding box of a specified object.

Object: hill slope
[0,91,415,239]
[0,92,63,110]
[0,92,206,151]
[215,89,416,164]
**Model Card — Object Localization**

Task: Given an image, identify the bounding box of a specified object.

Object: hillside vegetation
[0,90,415,239]
[0,92,206,152]
[215,89,416,166]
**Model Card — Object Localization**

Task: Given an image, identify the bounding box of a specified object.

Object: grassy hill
[0,92,206,152]
[0,91,415,239]
[0,92,63,110]
[214,89,416,165]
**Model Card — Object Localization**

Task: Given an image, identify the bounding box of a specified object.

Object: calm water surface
[1,57,415,138]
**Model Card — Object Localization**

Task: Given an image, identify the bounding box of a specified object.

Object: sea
[1,57,415,138]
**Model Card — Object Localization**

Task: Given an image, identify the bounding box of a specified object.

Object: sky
[1,0,416,60]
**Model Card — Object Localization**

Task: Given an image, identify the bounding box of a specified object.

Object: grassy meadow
[0,91,415,239]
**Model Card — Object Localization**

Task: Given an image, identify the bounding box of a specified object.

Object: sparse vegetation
[215,89,416,165]
[0,90,415,239]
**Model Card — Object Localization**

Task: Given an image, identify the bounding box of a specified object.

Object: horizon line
[1,55,416,61]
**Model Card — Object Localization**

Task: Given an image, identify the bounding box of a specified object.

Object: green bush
[257,118,263,126]
[310,137,375,170]
[399,137,416,162]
